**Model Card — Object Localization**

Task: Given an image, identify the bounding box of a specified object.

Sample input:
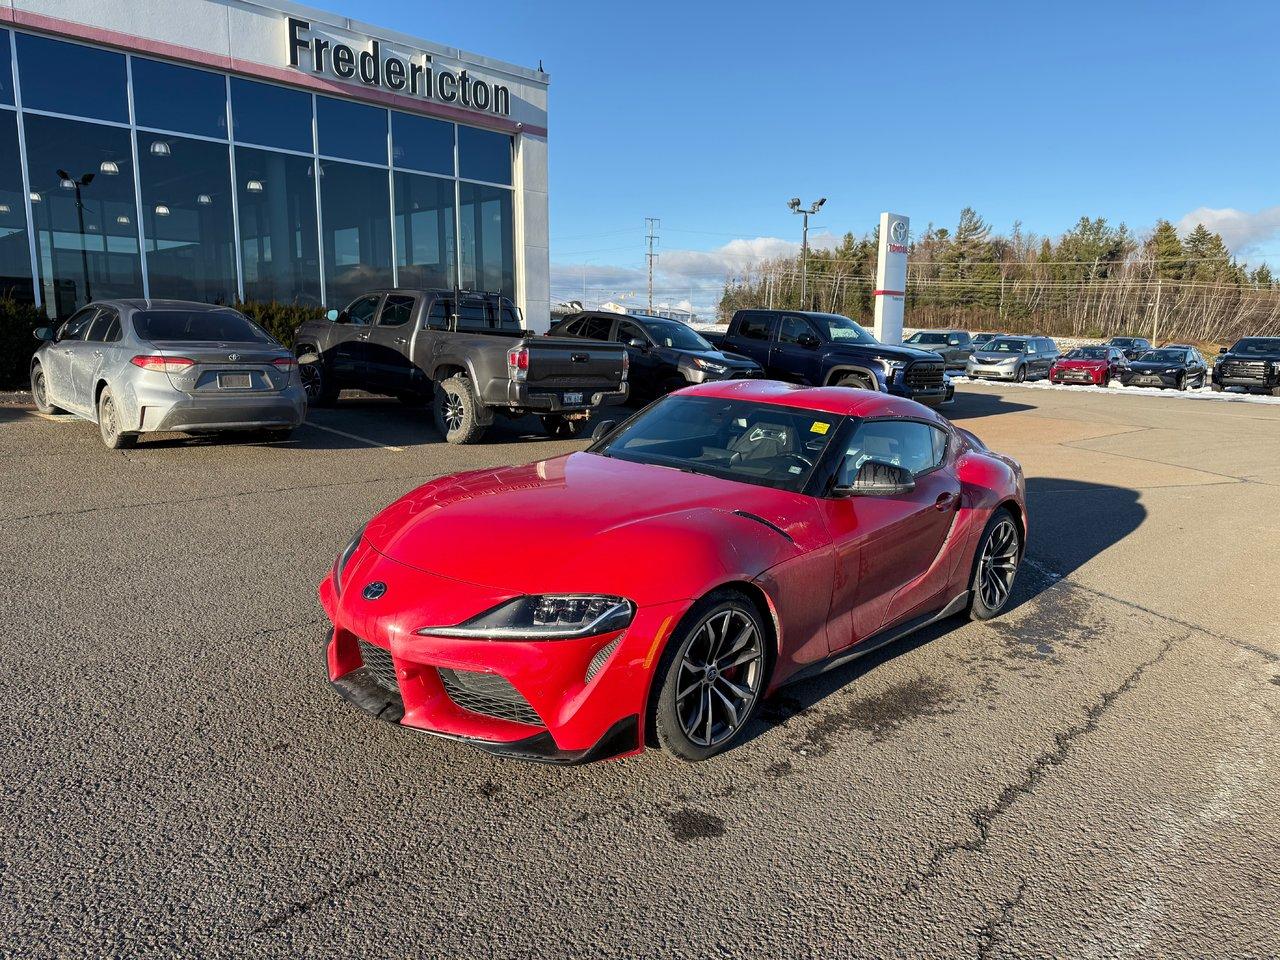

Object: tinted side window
[457,298,488,331]
[737,314,771,341]
[844,420,947,477]
[616,320,648,344]
[345,295,382,326]
[952,332,970,345]
[499,303,521,331]
[579,316,614,340]
[58,308,98,341]
[379,295,415,327]
[426,298,452,330]
[85,310,119,343]
[556,317,583,336]
[778,316,814,345]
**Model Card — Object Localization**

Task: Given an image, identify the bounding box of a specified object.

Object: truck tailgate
[525,337,626,389]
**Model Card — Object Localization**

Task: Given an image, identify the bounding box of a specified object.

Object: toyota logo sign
[890,220,908,244]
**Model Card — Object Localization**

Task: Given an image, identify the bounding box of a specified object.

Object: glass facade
[2,28,516,318]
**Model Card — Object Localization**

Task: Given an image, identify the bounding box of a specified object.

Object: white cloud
[1177,205,1280,256]
[659,232,841,282]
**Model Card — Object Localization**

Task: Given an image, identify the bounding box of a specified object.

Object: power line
[645,217,660,313]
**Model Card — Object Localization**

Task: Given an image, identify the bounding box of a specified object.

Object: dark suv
[550,311,761,401]
[1106,336,1153,361]
[1212,337,1280,395]
[903,329,973,369]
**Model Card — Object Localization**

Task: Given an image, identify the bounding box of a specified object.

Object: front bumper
[966,363,1021,380]
[1120,371,1180,388]
[320,545,691,762]
[1050,367,1105,385]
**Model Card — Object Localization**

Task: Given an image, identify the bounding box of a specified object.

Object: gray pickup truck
[294,289,629,443]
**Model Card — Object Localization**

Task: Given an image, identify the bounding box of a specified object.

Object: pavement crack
[904,629,1186,893]
[251,868,380,936]
[976,880,1028,960]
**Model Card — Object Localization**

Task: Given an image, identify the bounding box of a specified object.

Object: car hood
[362,453,813,599]
[1221,351,1280,362]
[682,348,760,369]
[831,342,942,363]
[973,351,1024,363]
[1053,358,1107,369]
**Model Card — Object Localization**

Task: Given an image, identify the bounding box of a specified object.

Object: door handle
[934,492,958,511]
[394,337,407,345]
[357,333,370,340]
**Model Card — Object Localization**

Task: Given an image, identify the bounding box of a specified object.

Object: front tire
[649,590,768,762]
[969,509,1022,621]
[1014,365,1027,383]
[1210,382,1223,392]
[433,375,486,444]
[30,362,65,414]
[835,373,874,390]
[97,387,137,449]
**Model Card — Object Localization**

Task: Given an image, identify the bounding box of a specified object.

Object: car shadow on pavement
[739,476,1146,752]
[943,390,1035,420]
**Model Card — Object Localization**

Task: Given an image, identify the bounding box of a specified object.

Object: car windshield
[645,320,713,351]
[592,395,839,494]
[1231,337,1280,355]
[810,313,877,344]
[908,332,949,345]
[1109,338,1136,347]
[1138,349,1184,363]
[985,338,1028,353]
[133,309,272,343]
[1066,347,1108,359]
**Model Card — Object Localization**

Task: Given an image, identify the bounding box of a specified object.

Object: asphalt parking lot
[3,383,1279,958]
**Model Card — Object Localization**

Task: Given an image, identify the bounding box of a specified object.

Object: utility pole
[1151,277,1163,344]
[788,197,825,309]
[645,218,660,313]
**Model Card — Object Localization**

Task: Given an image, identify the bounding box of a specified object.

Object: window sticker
[810,421,830,435]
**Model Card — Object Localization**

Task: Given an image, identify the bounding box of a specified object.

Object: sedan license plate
[219,373,252,389]
[563,391,584,406]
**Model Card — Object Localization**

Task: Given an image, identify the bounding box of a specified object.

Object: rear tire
[97,387,137,450]
[969,508,1022,621]
[30,362,64,414]
[1271,385,1280,398]
[648,590,769,762]
[1210,382,1223,392]
[433,375,486,444]
[298,348,339,407]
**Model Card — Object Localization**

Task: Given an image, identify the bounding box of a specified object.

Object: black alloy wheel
[970,509,1021,620]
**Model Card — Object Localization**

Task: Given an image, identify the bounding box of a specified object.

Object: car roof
[97,299,241,312]
[679,379,947,422]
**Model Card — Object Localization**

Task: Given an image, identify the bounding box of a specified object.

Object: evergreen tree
[1146,220,1185,279]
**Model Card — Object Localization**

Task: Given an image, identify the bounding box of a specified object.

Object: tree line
[718,208,1280,344]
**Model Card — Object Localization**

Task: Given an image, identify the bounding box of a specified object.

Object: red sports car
[1049,346,1127,386]
[322,381,1027,763]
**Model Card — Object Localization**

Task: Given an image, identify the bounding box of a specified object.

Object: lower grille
[438,668,542,726]
[906,361,945,390]
[357,639,398,693]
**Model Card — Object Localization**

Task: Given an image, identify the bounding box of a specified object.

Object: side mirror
[948,338,961,346]
[627,338,648,350]
[33,326,53,342]
[591,419,617,442]
[799,333,820,349]
[1218,346,1227,354]
[833,458,916,497]
[325,309,340,322]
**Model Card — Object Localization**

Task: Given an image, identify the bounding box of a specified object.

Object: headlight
[333,524,366,595]
[1164,368,1180,374]
[997,356,1019,365]
[420,594,636,640]
[692,357,728,373]
[878,358,906,375]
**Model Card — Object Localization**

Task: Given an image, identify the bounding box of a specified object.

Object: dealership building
[0,0,551,327]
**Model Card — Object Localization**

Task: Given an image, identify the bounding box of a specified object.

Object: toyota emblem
[227,353,240,361]
[890,220,908,244]
[362,581,387,601]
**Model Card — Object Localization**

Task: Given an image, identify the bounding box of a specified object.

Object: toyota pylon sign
[873,212,909,344]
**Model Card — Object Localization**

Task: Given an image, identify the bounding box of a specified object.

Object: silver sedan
[30,299,307,449]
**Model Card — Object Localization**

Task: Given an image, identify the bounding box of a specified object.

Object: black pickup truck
[704,309,952,406]
[1211,336,1280,395]
[294,289,628,443]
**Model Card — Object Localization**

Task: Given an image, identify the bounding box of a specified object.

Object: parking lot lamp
[788,197,826,308]
[58,168,96,303]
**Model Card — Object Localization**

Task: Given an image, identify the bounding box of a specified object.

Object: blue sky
[352,0,1280,312]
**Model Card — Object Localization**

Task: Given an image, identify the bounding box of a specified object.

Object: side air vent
[585,636,621,683]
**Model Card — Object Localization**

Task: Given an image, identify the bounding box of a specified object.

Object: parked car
[703,309,952,406]
[1210,337,1280,395]
[549,311,761,401]
[1119,346,1208,390]
[1106,336,1153,361]
[321,380,1026,763]
[972,332,1005,348]
[1049,345,1128,386]
[293,289,628,443]
[30,300,306,449]
[965,336,1060,382]
[903,329,973,369]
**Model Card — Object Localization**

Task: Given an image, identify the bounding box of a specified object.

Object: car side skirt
[783,590,970,686]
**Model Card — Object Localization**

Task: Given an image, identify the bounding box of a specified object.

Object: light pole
[58,168,96,303]
[788,196,825,308]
